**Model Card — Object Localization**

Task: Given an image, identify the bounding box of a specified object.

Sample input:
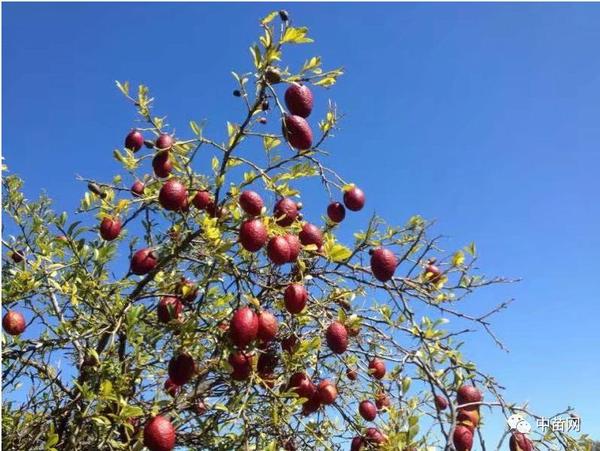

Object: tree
[1,10,593,451]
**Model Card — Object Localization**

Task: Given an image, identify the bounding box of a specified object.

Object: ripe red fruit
[144,415,176,451]
[456,385,482,410]
[229,307,258,349]
[364,427,385,445]
[157,296,183,323]
[327,202,346,223]
[267,236,291,265]
[164,378,180,397]
[347,369,358,381]
[99,217,122,241]
[510,432,534,451]
[284,284,308,314]
[239,190,264,216]
[453,424,474,451]
[368,358,386,380]
[326,321,348,354]
[281,335,298,354]
[130,248,158,275]
[168,353,196,386]
[299,223,323,249]
[152,151,172,178]
[125,129,144,151]
[288,372,316,399]
[317,379,337,405]
[284,83,314,118]
[229,351,253,381]
[425,262,443,283]
[370,247,398,282]
[375,392,391,409]
[351,436,364,451]
[159,179,188,211]
[2,310,26,336]
[283,114,313,150]
[205,201,223,219]
[359,400,378,421]
[239,219,268,252]
[273,198,300,226]
[257,349,279,374]
[257,310,278,343]
[302,396,321,416]
[284,234,301,262]
[155,133,174,150]
[343,186,366,211]
[434,394,448,411]
[131,180,145,197]
[457,408,480,431]
[176,278,198,304]
[192,190,212,210]
[11,251,24,263]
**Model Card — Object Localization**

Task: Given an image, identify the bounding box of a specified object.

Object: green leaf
[260,11,278,25]
[326,243,352,262]
[115,80,129,97]
[281,27,313,44]
[263,135,281,152]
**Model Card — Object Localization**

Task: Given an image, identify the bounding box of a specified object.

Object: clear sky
[3,2,599,444]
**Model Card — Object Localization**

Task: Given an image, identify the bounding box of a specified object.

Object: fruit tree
[1,10,592,451]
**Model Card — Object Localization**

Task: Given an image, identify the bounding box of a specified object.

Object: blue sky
[3,2,599,444]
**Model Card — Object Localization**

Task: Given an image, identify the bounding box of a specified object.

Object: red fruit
[343,186,366,211]
[164,378,180,397]
[281,335,298,354]
[157,296,183,323]
[453,424,473,451]
[125,129,144,151]
[143,415,176,451]
[283,115,313,150]
[510,432,534,451]
[347,369,358,381]
[273,198,300,227]
[195,400,207,415]
[168,353,195,386]
[155,133,174,150]
[159,179,188,211]
[284,84,313,118]
[368,358,386,380]
[11,250,24,263]
[267,236,291,265]
[364,427,385,446]
[434,394,448,411]
[302,396,321,416]
[239,219,268,252]
[375,392,391,409]
[327,202,346,223]
[425,263,443,283]
[457,409,480,431]
[326,321,348,354]
[131,248,158,275]
[99,217,122,241]
[359,400,378,421]
[351,436,364,451]
[284,234,301,262]
[2,310,26,336]
[370,247,398,282]
[152,151,172,178]
[284,284,308,314]
[289,372,316,399]
[299,223,323,249]
[205,201,223,219]
[176,278,198,304]
[131,180,145,197]
[229,307,259,349]
[239,190,264,216]
[229,351,253,381]
[456,385,482,410]
[257,311,278,343]
[192,190,212,210]
[317,380,337,405]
